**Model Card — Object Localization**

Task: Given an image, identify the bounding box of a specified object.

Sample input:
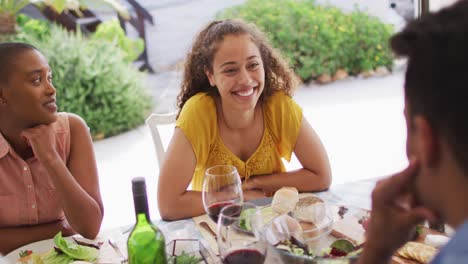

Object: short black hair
[0,42,38,84]
[391,0,468,173]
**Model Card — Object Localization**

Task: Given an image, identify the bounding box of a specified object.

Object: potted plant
[0,0,128,34]
[0,0,31,33]
[44,0,129,20]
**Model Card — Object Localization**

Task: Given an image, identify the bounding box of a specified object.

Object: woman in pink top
[0,43,104,254]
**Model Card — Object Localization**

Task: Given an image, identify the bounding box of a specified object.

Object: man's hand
[359,160,436,263]
[21,124,59,164]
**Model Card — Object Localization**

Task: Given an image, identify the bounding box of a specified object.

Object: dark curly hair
[391,0,468,172]
[176,19,299,116]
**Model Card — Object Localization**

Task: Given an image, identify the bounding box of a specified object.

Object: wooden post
[421,0,430,14]
[118,0,155,73]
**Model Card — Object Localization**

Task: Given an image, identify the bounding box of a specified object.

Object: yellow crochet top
[176,91,303,191]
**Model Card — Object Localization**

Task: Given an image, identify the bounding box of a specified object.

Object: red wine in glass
[223,248,265,264]
[202,165,243,223]
[207,201,234,223]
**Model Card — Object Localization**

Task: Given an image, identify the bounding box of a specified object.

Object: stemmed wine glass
[217,202,267,264]
[202,165,243,223]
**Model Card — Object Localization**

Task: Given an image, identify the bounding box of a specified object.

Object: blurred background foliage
[218,0,394,82]
[9,15,152,140]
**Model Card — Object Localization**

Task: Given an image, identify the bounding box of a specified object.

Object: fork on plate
[108,238,128,264]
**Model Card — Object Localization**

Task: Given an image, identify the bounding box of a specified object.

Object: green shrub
[16,14,50,40]
[218,0,394,81]
[92,19,144,63]
[10,24,153,139]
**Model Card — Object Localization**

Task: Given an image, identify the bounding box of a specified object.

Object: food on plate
[318,239,363,259]
[292,201,329,231]
[265,209,360,259]
[275,236,309,257]
[358,215,370,231]
[327,239,357,256]
[238,206,275,232]
[329,206,369,246]
[265,214,303,246]
[396,241,437,264]
[257,194,373,261]
[271,187,299,214]
[424,234,450,248]
[296,195,323,208]
[337,206,349,219]
[18,250,33,258]
[273,235,362,259]
[16,232,99,264]
[331,216,366,246]
[291,196,324,222]
[238,193,327,236]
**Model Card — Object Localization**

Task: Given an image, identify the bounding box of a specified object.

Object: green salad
[239,206,276,232]
[275,237,363,260]
[167,251,204,264]
[17,232,99,264]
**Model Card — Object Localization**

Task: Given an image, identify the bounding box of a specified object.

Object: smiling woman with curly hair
[158,19,331,220]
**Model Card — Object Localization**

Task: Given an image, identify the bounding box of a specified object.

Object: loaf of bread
[292,195,325,224]
[271,187,299,214]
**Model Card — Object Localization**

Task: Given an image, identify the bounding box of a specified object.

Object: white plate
[4,237,57,263]
[2,234,122,264]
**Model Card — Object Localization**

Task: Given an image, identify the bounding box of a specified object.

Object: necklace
[220,104,258,130]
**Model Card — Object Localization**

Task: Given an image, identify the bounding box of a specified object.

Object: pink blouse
[0,113,70,227]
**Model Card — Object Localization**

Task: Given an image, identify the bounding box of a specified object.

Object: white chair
[145,112,178,167]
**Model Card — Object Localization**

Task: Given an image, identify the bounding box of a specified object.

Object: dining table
[3,177,378,264]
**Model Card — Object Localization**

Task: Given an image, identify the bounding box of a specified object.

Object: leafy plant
[0,0,31,15]
[16,13,50,40]
[92,19,144,63]
[0,0,129,34]
[10,24,153,139]
[168,251,203,264]
[44,0,130,20]
[218,0,394,81]
[16,15,141,61]
[0,0,32,34]
[0,0,128,17]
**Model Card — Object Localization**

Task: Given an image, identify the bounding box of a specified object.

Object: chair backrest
[145,112,177,167]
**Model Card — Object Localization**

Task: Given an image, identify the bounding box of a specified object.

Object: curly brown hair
[176,19,299,115]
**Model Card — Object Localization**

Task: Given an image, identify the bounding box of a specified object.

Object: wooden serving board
[329,204,368,246]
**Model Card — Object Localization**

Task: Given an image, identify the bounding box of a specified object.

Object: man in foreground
[358,0,468,263]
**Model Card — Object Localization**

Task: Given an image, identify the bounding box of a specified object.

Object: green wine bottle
[127,177,167,264]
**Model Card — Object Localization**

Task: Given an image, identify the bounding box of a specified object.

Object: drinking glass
[202,165,243,223]
[217,202,267,264]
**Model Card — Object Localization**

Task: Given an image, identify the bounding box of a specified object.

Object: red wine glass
[202,165,243,223]
[217,202,267,264]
